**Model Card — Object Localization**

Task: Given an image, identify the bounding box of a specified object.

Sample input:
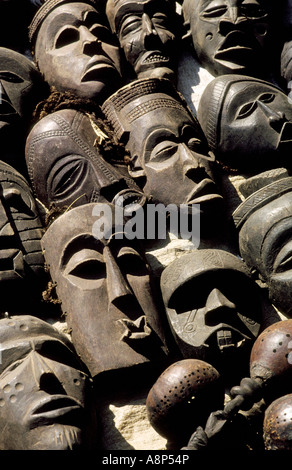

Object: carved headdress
[102,77,205,142]
[29,0,102,45]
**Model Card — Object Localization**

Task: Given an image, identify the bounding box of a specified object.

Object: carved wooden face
[34,3,122,102]
[126,99,221,209]
[25,109,135,209]
[198,76,292,172]
[41,203,167,378]
[107,0,177,79]
[183,0,270,77]
[0,315,91,450]
[238,190,292,317]
[0,162,44,288]
[160,250,261,370]
[0,47,45,149]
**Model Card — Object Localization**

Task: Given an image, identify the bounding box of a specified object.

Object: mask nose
[30,349,65,394]
[179,144,199,179]
[204,288,237,324]
[142,13,157,37]
[104,246,133,306]
[228,5,240,23]
[218,4,247,36]
[141,13,160,49]
[257,101,287,132]
[80,26,102,55]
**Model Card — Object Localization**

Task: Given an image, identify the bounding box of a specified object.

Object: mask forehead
[102,78,207,156]
[187,0,268,20]
[128,105,201,163]
[161,250,253,305]
[39,3,103,48]
[198,0,217,13]
[42,202,119,259]
[223,81,292,120]
[0,315,77,371]
[29,0,100,44]
[107,0,173,31]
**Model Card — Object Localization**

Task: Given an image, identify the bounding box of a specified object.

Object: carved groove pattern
[233,178,292,229]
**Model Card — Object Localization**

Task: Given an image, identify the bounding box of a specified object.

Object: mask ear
[182,21,192,43]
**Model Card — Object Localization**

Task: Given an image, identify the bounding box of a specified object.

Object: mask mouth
[81,56,118,82]
[174,310,253,348]
[216,328,240,351]
[183,327,251,365]
[142,51,169,65]
[215,31,256,62]
[207,327,250,353]
[135,50,171,73]
[186,178,222,205]
[29,395,84,428]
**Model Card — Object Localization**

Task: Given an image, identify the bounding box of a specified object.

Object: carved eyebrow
[144,127,179,150]
[51,11,105,45]
[49,12,83,34]
[200,0,227,12]
[45,13,81,47]
[115,3,145,29]
[83,9,104,25]
[0,345,32,375]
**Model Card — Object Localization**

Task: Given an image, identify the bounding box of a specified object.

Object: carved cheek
[48,157,90,203]
[102,42,122,73]
[121,31,143,59]
[0,380,25,409]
